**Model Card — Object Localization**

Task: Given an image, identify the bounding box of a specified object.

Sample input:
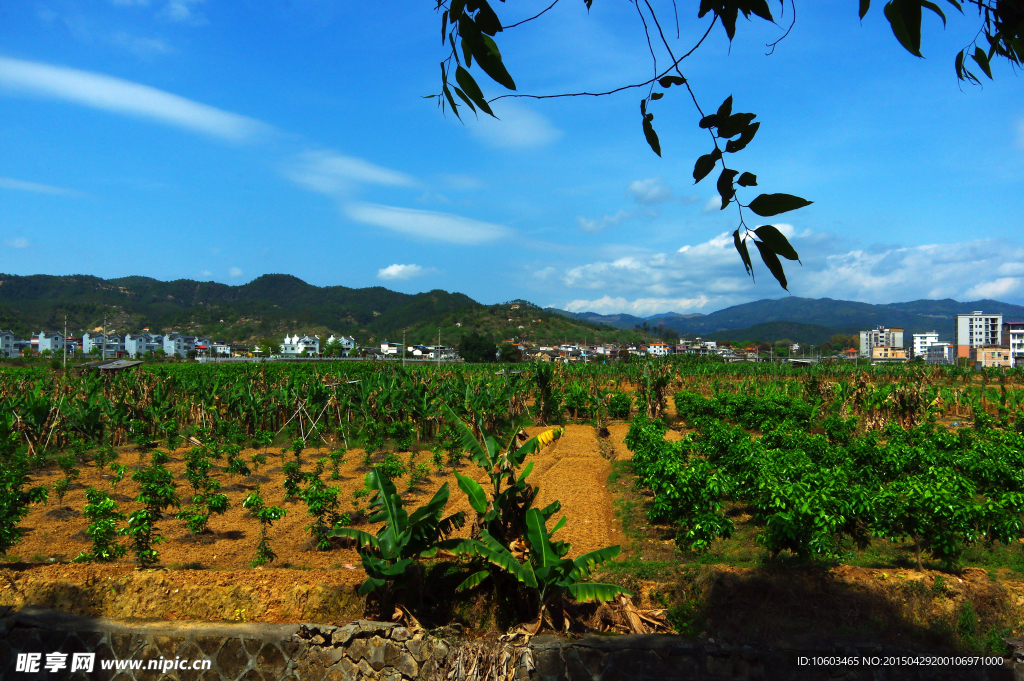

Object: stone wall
[0,606,450,681]
[3,606,1020,681]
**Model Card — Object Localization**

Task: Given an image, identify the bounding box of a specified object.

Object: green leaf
[441,10,449,43]
[972,46,993,79]
[538,500,561,521]
[474,0,503,35]
[440,403,490,468]
[716,112,756,139]
[717,168,738,208]
[453,86,477,113]
[737,172,757,187]
[640,98,647,116]
[525,507,560,568]
[860,0,871,19]
[733,230,753,277]
[328,526,379,549]
[725,121,759,153]
[650,92,664,100]
[571,545,621,579]
[748,193,813,217]
[692,149,722,184]
[717,95,733,121]
[754,225,801,261]
[920,1,947,26]
[455,65,495,116]
[454,471,488,514]
[658,75,686,87]
[455,569,491,592]
[642,116,661,157]
[566,582,630,603]
[745,0,774,22]
[450,0,466,19]
[884,0,923,57]
[753,238,789,290]
[699,114,718,129]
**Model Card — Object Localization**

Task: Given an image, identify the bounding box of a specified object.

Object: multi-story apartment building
[1003,321,1024,368]
[911,331,939,358]
[163,333,196,358]
[925,342,954,365]
[82,332,125,358]
[955,311,1002,359]
[859,326,904,357]
[281,334,320,356]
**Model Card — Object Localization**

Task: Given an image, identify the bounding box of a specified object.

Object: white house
[163,333,196,358]
[124,333,151,358]
[646,342,672,357]
[325,335,356,356]
[82,332,125,358]
[380,341,401,356]
[912,331,940,358]
[281,333,320,356]
[1,329,17,357]
[36,331,64,355]
[1003,321,1024,368]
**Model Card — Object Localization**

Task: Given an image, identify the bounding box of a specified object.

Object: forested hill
[0,274,653,347]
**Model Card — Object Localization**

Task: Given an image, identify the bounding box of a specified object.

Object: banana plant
[439,402,562,546]
[454,507,628,632]
[329,468,465,596]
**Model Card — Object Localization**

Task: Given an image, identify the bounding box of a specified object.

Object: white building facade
[925,342,954,365]
[1,329,17,357]
[1003,321,1024,368]
[281,333,320,356]
[325,335,356,355]
[955,311,1002,361]
[912,331,940,358]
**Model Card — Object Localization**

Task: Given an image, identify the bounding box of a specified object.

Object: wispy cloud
[286,150,417,196]
[5,238,30,249]
[0,176,81,196]
[228,267,243,278]
[377,263,429,280]
[703,195,722,212]
[466,100,562,149]
[160,0,205,23]
[344,203,512,245]
[575,210,640,233]
[438,174,482,190]
[564,295,712,317]
[110,32,172,58]
[627,178,674,205]
[0,56,269,141]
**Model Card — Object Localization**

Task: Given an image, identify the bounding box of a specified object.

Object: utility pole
[63,313,67,369]
[402,329,406,367]
[102,315,106,360]
[437,328,441,366]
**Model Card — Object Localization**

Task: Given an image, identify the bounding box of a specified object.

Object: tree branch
[504,0,562,30]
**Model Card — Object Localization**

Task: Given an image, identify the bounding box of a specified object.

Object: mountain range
[552,297,1024,341]
[2,273,1022,347]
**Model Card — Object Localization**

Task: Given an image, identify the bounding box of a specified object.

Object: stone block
[367,636,389,671]
[390,627,411,642]
[358,658,377,679]
[76,630,106,651]
[243,637,263,656]
[381,668,403,681]
[567,646,607,678]
[383,641,405,667]
[395,652,419,678]
[312,634,327,646]
[7,627,40,651]
[406,640,431,663]
[333,624,359,646]
[238,670,266,681]
[37,629,69,653]
[431,640,449,660]
[532,647,565,681]
[348,637,369,662]
[216,638,251,678]
[420,656,437,681]
[333,657,360,681]
[257,642,288,679]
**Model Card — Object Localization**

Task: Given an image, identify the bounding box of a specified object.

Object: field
[3,359,1024,649]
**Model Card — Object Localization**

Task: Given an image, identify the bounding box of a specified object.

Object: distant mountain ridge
[550,297,1024,339]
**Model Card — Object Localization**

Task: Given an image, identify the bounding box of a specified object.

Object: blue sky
[1,1,1022,316]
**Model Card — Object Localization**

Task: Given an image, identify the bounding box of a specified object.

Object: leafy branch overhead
[431,0,1021,290]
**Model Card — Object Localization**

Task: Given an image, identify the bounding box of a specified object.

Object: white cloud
[110,32,172,57]
[575,210,638,233]
[627,178,674,205]
[549,231,1024,316]
[466,100,562,149]
[0,56,269,141]
[564,295,713,317]
[200,270,212,277]
[228,267,242,278]
[5,237,30,249]
[0,176,80,196]
[286,150,417,196]
[377,263,427,281]
[344,203,512,245]
[703,195,722,212]
[160,0,204,23]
